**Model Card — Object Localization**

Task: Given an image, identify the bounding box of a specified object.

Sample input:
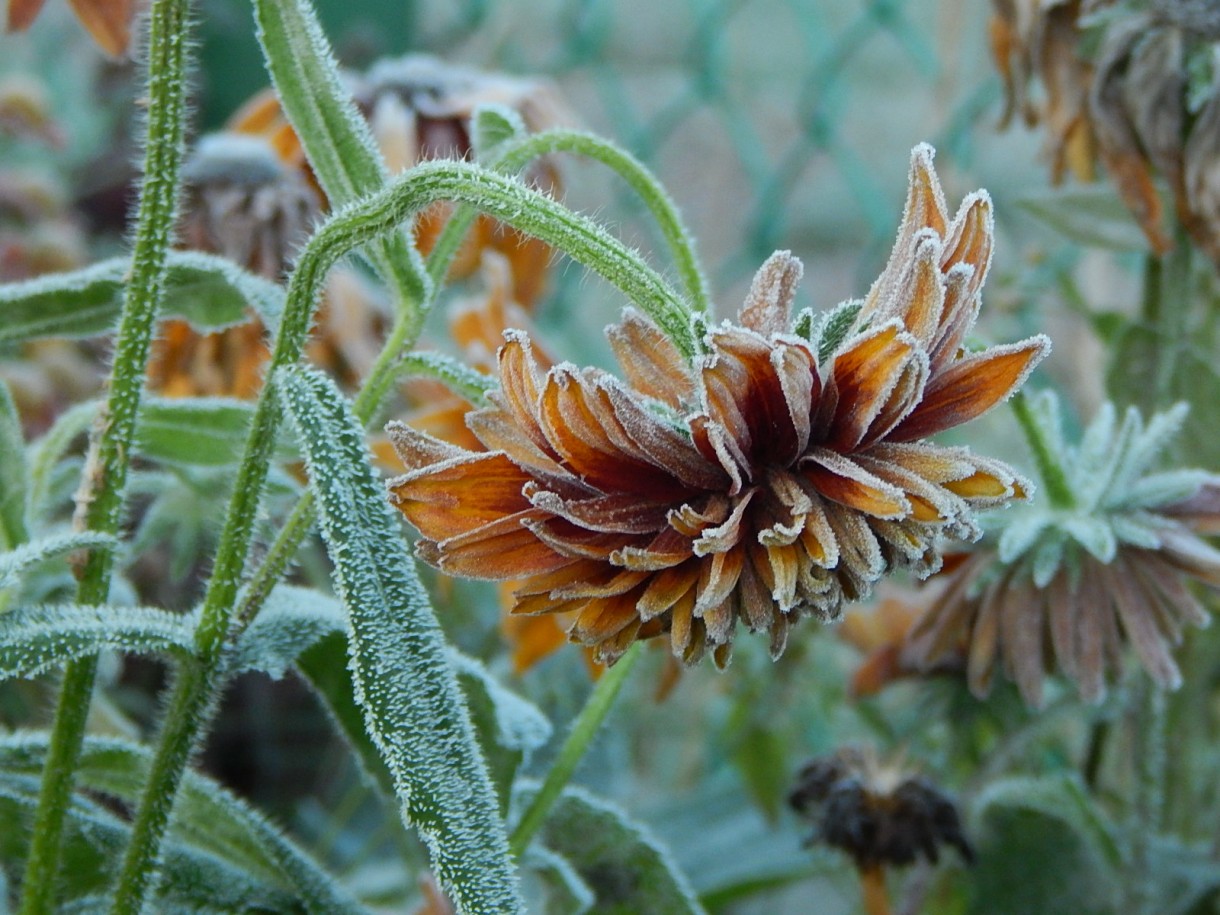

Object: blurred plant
[903,391,1220,707]
[992,0,1220,262]
[4,0,136,57]
[789,746,973,915]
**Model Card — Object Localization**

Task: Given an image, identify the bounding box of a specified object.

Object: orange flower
[389,146,1049,667]
[6,0,136,57]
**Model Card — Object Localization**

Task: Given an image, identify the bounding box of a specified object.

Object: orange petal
[432,512,571,579]
[7,0,48,31]
[606,309,694,408]
[891,336,1050,441]
[804,451,910,519]
[388,450,532,541]
[823,322,918,451]
[67,0,134,56]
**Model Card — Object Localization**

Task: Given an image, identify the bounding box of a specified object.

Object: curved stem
[509,643,642,857]
[1010,391,1075,510]
[19,0,191,905]
[496,129,711,313]
[859,865,892,915]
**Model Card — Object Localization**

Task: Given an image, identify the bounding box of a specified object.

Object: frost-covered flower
[903,392,1220,707]
[388,147,1048,667]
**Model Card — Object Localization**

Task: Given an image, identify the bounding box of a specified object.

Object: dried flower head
[993,0,1220,260]
[229,54,569,305]
[788,747,973,871]
[5,0,136,56]
[179,134,322,280]
[388,146,1049,667]
[990,0,1097,183]
[903,392,1220,707]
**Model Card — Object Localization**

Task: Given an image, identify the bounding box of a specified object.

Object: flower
[903,393,1220,707]
[228,54,569,306]
[5,0,136,57]
[788,746,973,871]
[388,146,1049,667]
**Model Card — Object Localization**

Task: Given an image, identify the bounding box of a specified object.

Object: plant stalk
[510,643,642,857]
[18,0,191,904]
[1128,680,1166,915]
[1010,391,1075,510]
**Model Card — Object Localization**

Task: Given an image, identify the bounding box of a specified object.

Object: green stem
[496,129,711,313]
[109,660,221,914]
[509,643,642,857]
[18,0,191,903]
[1128,680,1166,915]
[1010,391,1074,510]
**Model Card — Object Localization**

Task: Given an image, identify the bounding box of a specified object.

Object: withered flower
[388,146,1049,667]
[993,0,1220,260]
[229,54,569,305]
[989,0,1097,183]
[5,0,136,57]
[789,747,972,915]
[903,393,1220,707]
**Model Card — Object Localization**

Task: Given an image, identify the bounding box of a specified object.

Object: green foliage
[0,252,285,344]
[135,397,296,467]
[0,733,368,913]
[969,776,1123,915]
[0,603,194,679]
[0,532,115,591]
[232,585,346,679]
[277,365,524,914]
[0,383,28,551]
[519,784,705,915]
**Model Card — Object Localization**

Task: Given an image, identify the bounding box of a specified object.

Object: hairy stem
[18,0,191,905]
[1010,391,1075,510]
[510,643,642,857]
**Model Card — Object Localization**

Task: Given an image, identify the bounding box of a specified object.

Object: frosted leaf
[137,397,299,468]
[812,299,865,363]
[0,603,194,680]
[0,531,115,590]
[277,365,523,915]
[512,782,705,915]
[1062,515,1118,564]
[522,844,594,915]
[232,585,346,679]
[996,512,1052,564]
[472,104,527,162]
[1116,469,1212,512]
[0,382,27,551]
[0,251,285,344]
[0,770,300,912]
[0,732,366,914]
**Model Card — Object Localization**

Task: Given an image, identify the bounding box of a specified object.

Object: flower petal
[606,308,694,408]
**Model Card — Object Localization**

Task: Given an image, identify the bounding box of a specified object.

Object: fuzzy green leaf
[136,396,301,467]
[0,531,115,591]
[0,733,367,915]
[814,299,864,363]
[970,775,1122,915]
[1062,515,1118,564]
[0,602,194,679]
[0,773,302,912]
[277,365,523,914]
[0,251,284,344]
[450,651,552,815]
[297,631,396,798]
[523,845,593,915]
[472,105,527,162]
[0,383,28,551]
[398,352,499,407]
[232,585,346,679]
[252,0,428,310]
[517,783,704,915]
